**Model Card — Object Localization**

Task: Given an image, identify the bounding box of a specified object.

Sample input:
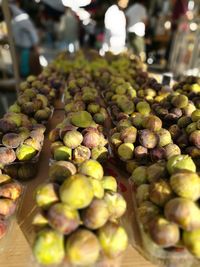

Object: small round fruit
[130,166,148,186]
[78,159,104,180]
[139,130,158,149]
[167,155,196,174]
[149,180,173,207]
[63,130,83,149]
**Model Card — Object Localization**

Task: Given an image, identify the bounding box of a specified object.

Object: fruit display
[0,173,23,240]
[33,159,128,266]
[49,111,108,164]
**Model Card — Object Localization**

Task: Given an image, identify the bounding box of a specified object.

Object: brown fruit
[149,180,173,207]
[0,147,16,164]
[0,182,22,200]
[139,129,158,149]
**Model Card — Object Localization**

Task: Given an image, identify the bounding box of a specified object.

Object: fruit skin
[73,145,91,164]
[157,128,172,147]
[189,130,200,149]
[137,201,160,225]
[35,183,59,209]
[149,180,173,207]
[59,174,94,209]
[91,146,108,162]
[117,143,134,160]
[192,110,200,122]
[33,228,65,265]
[172,95,188,108]
[170,170,200,201]
[78,159,104,180]
[0,219,7,239]
[136,184,150,204]
[0,174,11,184]
[0,199,16,218]
[82,198,109,229]
[136,101,151,115]
[147,162,167,183]
[16,144,37,161]
[63,130,83,149]
[97,222,128,257]
[2,133,22,148]
[148,217,180,248]
[71,111,93,128]
[0,147,16,164]
[49,161,76,183]
[167,155,196,174]
[183,229,200,258]
[102,176,117,192]
[164,144,181,159]
[139,129,158,149]
[104,191,126,220]
[47,203,80,234]
[143,115,162,132]
[0,118,16,133]
[164,198,200,231]
[66,229,100,266]
[130,166,148,186]
[32,212,48,227]
[48,128,60,142]
[134,146,148,160]
[82,131,100,148]
[150,147,166,161]
[53,146,72,161]
[120,126,137,143]
[89,177,104,199]
[0,182,22,200]
[18,163,37,181]
[126,160,140,174]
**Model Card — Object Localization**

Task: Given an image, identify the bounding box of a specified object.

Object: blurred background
[0,0,199,114]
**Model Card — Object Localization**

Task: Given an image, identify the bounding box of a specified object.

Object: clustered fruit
[33,159,128,266]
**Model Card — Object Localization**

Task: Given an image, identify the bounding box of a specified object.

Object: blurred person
[126,0,148,59]
[9,1,41,77]
[57,7,79,52]
[103,0,129,54]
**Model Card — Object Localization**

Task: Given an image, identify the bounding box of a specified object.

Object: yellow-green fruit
[157,128,172,147]
[126,160,140,174]
[98,222,128,257]
[88,177,104,199]
[116,119,132,131]
[172,95,188,108]
[120,126,137,143]
[164,144,181,159]
[147,162,167,183]
[63,130,83,149]
[9,103,21,113]
[16,144,37,161]
[136,184,150,204]
[192,110,200,122]
[0,174,11,185]
[111,132,122,147]
[170,170,200,201]
[183,229,200,258]
[66,229,100,266]
[32,212,48,227]
[53,146,72,161]
[91,146,108,162]
[82,199,109,229]
[164,198,200,231]
[118,143,134,160]
[136,101,151,115]
[87,103,100,114]
[167,155,196,174]
[102,176,117,192]
[71,111,93,128]
[130,166,148,186]
[149,180,173,207]
[36,94,48,108]
[59,174,94,209]
[186,122,197,135]
[33,229,65,265]
[35,183,59,209]
[78,159,104,180]
[104,191,126,220]
[49,161,76,183]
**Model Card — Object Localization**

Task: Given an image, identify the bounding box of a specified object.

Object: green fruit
[91,146,108,162]
[157,128,172,147]
[136,101,151,115]
[104,191,126,220]
[170,170,200,201]
[117,143,134,160]
[111,132,122,147]
[93,113,106,124]
[186,122,197,134]
[53,146,72,161]
[130,166,148,186]
[78,159,104,180]
[87,103,100,114]
[97,222,128,257]
[167,155,196,174]
[192,110,200,122]
[183,229,200,258]
[63,130,83,149]
[164,144,181,159]
[59,174,94,209]
[49,161,76,183]
[33,229,65,265]
[9,103,21,113]
[71,111,93,128]
[35,183,59,209]
[16,144,37,161]
[136,184,150,204]
[172,95,188,108]
[88,177,104,199]
[102,176,117,192]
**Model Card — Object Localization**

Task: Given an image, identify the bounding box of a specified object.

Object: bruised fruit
[150,147,166,161]
[137,201,160,225]
[149,180,173,207]
[136,184,150,204]
[111,133,122,147]
[89,178,104,199]
[66,229,100,266]
[118,143,134,160]
[130,166,148,186]
[59,174,94,209]
[102,176,117,192]
[33,228,65,265]
[16,144,37,161]
[120,126,137,143]
[73,145,91,164]
[2,133,22,148]
[147,162,167,183]
[148,217,180,248]
[143,115,162,132]
[0,182,22,200]
[53,146,72,161]
[78,159,103,180]
[0,119,16,133]
[63,130,83,149]
[170,170,200,201]
[48,203,80,234]
[97,222,128,257]
[49,161,76,183]
[0,199,16,217]
[83,131,100,148]
[134,146,148,160]
[139,130,158,149]
[0,147,16,164]
[91,146,108,162]
[104,191,126,220]
[167,155,196,174]
[164,198,200,231]
[82,199,109,229]
[35,183,59,209]
[71,111,93,128]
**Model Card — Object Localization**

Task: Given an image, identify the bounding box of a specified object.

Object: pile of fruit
[33,159,128,266]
